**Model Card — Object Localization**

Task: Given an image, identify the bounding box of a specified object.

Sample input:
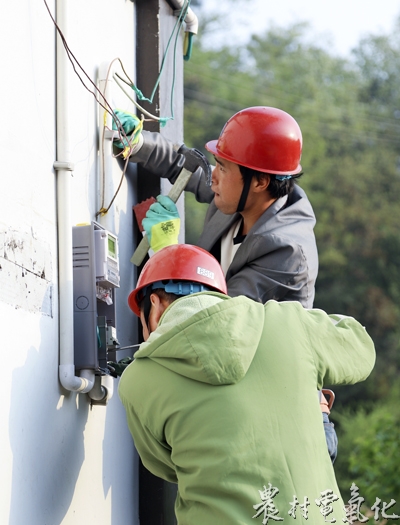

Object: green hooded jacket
[118,293,375,525]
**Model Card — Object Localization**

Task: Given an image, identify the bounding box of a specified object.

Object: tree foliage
[333,396,400,522]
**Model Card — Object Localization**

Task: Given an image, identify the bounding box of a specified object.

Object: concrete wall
[0,0,185,523]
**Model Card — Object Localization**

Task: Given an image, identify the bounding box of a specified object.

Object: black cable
[43,0,129,147]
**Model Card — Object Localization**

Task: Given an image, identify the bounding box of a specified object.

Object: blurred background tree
[183,1,400,516]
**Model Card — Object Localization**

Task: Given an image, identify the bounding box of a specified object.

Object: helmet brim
[205,139,218,156]
[128,288,142,317]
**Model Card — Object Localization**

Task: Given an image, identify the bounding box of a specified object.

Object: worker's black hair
[239,165,303,200]
[139,288,180,330]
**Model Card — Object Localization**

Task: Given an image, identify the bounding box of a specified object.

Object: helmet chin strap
[236,173,253,213]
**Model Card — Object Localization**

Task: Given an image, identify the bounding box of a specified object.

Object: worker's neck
[240,196,277,235]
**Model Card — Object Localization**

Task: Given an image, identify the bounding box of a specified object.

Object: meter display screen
[108,236,116,259]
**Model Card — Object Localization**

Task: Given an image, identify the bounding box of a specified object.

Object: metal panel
[72,223,118,372]
[135,1,184,523]
[72,224,98,370]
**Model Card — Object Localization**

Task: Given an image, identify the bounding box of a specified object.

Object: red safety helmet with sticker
[128,244,227,316]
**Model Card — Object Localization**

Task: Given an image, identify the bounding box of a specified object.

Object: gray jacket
[130,132,319,308]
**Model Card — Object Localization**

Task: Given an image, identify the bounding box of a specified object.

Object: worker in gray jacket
[122,106,317,308]
[115,105,337,461]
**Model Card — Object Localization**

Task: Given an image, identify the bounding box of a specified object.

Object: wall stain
[0,229,53,316]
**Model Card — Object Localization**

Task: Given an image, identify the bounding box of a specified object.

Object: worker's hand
[107,357,134,378]
[112,109,143,155]
[177,144,213,186]
[142,195,180,252]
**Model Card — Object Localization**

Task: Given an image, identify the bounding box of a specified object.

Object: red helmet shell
[128,244,227,316]
[205,106,302,175]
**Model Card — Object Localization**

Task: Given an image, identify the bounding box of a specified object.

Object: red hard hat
[205,106,302,175]
[128,244,227,316]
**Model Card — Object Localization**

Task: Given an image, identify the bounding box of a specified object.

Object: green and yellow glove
[112,109,143,157]
[142,195,180,252]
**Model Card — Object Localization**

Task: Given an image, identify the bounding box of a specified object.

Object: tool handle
[130,168,192,266]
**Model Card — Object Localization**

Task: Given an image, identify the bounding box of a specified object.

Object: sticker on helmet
[197,267,214,280]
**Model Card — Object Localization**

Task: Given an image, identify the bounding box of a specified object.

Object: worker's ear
[252,174,270,193]
[148,293,168,330]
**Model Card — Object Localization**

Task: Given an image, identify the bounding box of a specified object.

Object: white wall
[0,0,160,523]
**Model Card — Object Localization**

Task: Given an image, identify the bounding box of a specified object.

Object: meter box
[73,222,120,373]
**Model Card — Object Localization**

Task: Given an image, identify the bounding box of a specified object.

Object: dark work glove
[107,357,134,378]
[177,144,212,186]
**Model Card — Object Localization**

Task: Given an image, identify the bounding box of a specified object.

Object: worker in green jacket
[118,244,376,525]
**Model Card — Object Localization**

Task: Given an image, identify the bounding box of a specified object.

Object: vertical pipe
[55,0,94,393]
[98,61,117,234]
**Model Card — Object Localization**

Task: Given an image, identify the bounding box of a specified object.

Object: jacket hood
[252,185,316,235]
[133,292,265,385]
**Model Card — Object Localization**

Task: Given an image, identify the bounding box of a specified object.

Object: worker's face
[211,156,244,214]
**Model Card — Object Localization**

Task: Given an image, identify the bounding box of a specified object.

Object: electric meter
[95,229,120,287]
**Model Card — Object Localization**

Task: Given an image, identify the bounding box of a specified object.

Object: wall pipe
[91,61,122,405]
[55,0,94,394]
[170,0,198,34]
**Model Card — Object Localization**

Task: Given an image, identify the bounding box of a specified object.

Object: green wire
[132,0,191,125]
[97,326,102,348]
[184,32,194,61]
[169,1,190,120]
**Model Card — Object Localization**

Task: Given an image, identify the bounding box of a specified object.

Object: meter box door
[72,222,120,373]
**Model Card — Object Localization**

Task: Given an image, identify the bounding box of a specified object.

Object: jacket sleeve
[304,309,376,388]
[227,235,315,308]
[120,397,178,484]
[125,131,215,203]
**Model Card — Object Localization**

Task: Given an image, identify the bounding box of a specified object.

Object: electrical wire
[44,0,194,215]
[113,73,163,122]
[97,58,139,218]
[98,59,117,217]
[114,0,192,125]
[169,2,190,120]
[96,156,130,218]
[43,0,131,150]
[43,0,150,217]
[142,0,189,105]
[44,0,192,133]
